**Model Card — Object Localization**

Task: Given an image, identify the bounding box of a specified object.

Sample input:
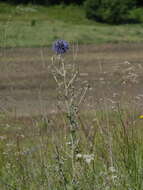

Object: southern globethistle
[52,40,69,54]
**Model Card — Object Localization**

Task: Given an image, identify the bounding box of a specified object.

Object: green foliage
[84,0,137,24]
[128,8,143,23]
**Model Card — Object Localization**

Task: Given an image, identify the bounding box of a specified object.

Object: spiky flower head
[52,40,69,54]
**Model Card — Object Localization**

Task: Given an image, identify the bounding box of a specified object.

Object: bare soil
[0,43,143,116]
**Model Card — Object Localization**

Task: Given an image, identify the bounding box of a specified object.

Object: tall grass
[0,42,143,190]
[0,107,143,189]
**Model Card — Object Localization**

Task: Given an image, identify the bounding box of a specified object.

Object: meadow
[0,3,143,47]
[0,3,143,190]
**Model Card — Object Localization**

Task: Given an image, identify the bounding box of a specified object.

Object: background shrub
[128,8,143,23]
[84,0,137,24]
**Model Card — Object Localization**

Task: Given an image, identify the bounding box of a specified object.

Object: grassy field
[0,43,143,189]
[0,105,143,190]
[0,3,143,47]
[1,3,143,190]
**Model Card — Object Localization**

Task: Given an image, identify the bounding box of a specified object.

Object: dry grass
[0,43,143,116]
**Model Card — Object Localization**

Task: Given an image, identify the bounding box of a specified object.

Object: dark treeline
[0,0,142,6]
[0,0,143,24]
[0,0,85,5]
[137,0,143,6]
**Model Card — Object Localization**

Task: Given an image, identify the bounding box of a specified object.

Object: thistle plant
[51,40,89,130]
[51,40,89,183]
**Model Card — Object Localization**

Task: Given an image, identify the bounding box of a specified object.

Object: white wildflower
[76,153,82,159]
[66,141,72,145]
[109,166,116,173]
[83,154,94,164]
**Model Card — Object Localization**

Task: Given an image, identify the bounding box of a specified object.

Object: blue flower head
[53,40,69,54]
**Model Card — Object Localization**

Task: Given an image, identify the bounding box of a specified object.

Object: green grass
[0,109,143,189]
[0,3,143,47]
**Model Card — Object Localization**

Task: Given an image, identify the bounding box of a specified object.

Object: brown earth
[0,43,143,116]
